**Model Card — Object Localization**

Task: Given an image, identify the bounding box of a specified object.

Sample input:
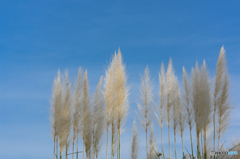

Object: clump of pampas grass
[48,46,236,159]
[104,50,129,159]
[191,62,204,158]
[192,61,213,159]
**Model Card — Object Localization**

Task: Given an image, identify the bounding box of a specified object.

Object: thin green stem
[106,128,109,159]
[146,129,148,159]
[213,113,216,153]
[72,140,74,159]
[83,140,84,159]
[118,129,120,159]
[190,129,193,159]
[111,123,114,159]
[168,126,171,159]
[57,138,58,159]
[77,137,78,159]
[174,133,177,159]
[181,134,184,159]
[161,127,163,158]
[197,146,199,159]
[54,137,55,159]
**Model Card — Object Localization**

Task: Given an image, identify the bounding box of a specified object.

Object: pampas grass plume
[155,62,166,156]
[50,69,63,159]
[137,65,154,159]
[93,76,106,159]
[214,46,227,152]
[182,66,194,157]
[131,118,139,159]
[72,67,83,159]
[82,70,93,159]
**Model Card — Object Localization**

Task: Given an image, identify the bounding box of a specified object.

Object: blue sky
[0,1,239,159]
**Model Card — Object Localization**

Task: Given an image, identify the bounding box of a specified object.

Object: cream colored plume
[200,60,212,157]
[214,46,227,152]
[82,70,93,159]
[149,122,157,159]
[182,66,194,157]
[59,70,72,157]
[137,65,154,159]
[73,68,83,138]
[93,76,106,159]
[155,62,166,129]
[50,69,63,159]
[217,71,231,151]
[131,118,139,159]
[154,62,166,157]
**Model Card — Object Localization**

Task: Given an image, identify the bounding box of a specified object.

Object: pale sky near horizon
[0,1,240,159]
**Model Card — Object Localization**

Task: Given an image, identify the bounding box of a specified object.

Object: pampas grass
[72,67,83,159]
[200,61,212,159]
[48,46,237,159]
[182,66,194,158]
[115,49,129,159]
[166,58,175,159]
[191,61,212,159]
[92,76,106,159]
[59,70,72,159]
[213,46,232,154]
[104,52,117,159]
[81,70,93,159]
[217,71,231,152]
[177,82,186,159]
[172,76,180,159]
[214,46,227,152]
[50,70,63,159]
[149,122,157,159]
[155,62,166,157]
[104,52,118,159]
[102,49,130,159]
[131,118,139,159]
[137,66,154,159]
[191,62,203,158]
